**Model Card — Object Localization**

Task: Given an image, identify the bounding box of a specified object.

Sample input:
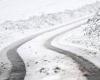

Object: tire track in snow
[2,15,92,80]
[45,26,100,80]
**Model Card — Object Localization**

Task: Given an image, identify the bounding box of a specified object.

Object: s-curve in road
[45,24,100,80]
[18,17,91,80]
[0,15,93,80]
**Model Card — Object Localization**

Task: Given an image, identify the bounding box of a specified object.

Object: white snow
[0,0,96,24]
[0,1,100,80]
[0,14,90,80]
[17,16,90,80]
[54,15,100,68]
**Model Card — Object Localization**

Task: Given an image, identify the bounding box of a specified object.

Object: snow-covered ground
[0,1,100,80]
[0,1,100,51]
[0,14,92,80]
[54,11,100,68]
[17,17,90,80]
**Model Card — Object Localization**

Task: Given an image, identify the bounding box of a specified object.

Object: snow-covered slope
[55,9,100,68]
[0,1,100,51]
[59,9,100,52]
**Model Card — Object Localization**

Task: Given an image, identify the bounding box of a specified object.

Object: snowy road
[17,16,91,80]
[0,15,95,80]
[45,27,100,80]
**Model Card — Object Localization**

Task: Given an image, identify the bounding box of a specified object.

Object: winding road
[1,14,99,80]
[45,26,100,80]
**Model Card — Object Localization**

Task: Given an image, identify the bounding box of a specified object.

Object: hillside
[59,8,100,55]
[0,1,100,31]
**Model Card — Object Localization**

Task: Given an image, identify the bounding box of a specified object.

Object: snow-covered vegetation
[61,8,100,52]
[83,9,100,50]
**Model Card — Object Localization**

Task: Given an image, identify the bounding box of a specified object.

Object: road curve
[0,15,93,80]
[45,25,100,80]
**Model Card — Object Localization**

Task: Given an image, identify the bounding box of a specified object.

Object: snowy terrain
[17,17,88,80]
[55,10,100,68]
[0,1,100,80]
[0,1,100,51]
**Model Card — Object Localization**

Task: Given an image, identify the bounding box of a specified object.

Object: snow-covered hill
[1,1,100,31]
[60,9,100,51]
[0,1,100,50]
